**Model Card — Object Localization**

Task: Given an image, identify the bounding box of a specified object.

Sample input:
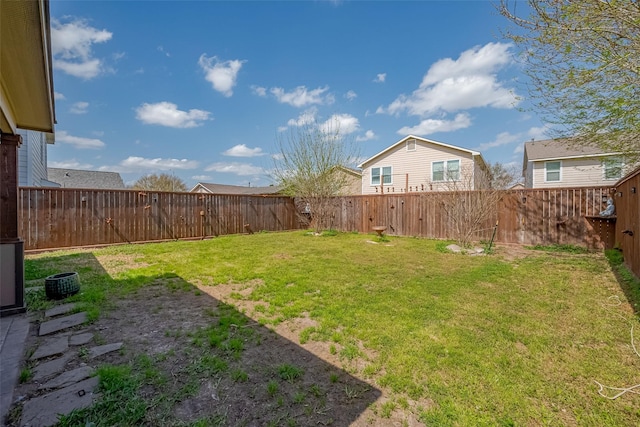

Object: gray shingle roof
[190,182,280,195]
[524,139,616,161]
[47,168,126,189]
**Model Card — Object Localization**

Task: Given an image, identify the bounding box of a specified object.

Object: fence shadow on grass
[18,251,382,426]
[604,248,640,317]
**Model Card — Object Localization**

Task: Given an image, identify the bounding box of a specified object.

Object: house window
[545,161,561,182]
[406,139,416,151]
[371,166,392,185]
[432,160,460,182]
[603,157,623,180]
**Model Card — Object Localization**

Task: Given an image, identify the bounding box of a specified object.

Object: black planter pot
[45,272,80,300]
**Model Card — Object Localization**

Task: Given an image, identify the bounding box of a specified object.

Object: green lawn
[25,231,640,426]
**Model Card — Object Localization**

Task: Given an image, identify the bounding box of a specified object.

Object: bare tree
[273,121,359,232]
[132,173,187,192]
[428,165,506,247]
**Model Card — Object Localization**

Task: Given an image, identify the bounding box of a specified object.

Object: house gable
[358,135,487,195]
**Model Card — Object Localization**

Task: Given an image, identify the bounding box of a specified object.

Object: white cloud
[475,131,521,151]
[271,86,334,107]
[527,125,551,141]
[345,90,357,101]
[135,102,211,128]
[54,92,66,100]
[251,85,267,97]
[397,113,472,135]
[70,101,89,114]
[198,55,245,97]
[356,130,376,142]
[223,144,266,157]
[374,73,386,83]
[101,156,199,173]
[514,143,525,154]
[386,42,518,116]
[205,162,264,176]
[56,130,105,149]
[48,159,93,169]
[51,18,112,79]
[286,108,319,127]
[192,175,212,181]
[320,113,359,135]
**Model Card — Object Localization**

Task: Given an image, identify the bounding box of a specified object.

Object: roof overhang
[0,0,56,135]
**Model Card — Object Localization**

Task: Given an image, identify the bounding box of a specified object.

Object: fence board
[19,186,627,253]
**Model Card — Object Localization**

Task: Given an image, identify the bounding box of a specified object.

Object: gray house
[17,130,58,187]
[48,168,126,189]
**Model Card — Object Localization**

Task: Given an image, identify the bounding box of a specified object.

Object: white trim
[406,138,416,152]
[370,166,392,186]
[431,159,460,182]
[544,160,562,182]
[532,152,623,162]
[602,157,623,181]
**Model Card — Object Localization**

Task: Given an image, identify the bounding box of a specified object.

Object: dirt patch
[12,282,422,426]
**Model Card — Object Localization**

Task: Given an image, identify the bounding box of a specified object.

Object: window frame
[431,159,461,182]
[370,166,392,186]
[602,157,623,181]
[544,160,562,182]
[406,138,416,152]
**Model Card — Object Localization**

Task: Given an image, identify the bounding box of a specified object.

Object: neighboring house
[47,168,126,189]
[17,130,58,187]
[334,166,362,195]
[358,135,489,195]
[190,182,281,195]
[522,139,631,188]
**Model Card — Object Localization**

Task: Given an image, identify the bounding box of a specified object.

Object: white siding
[531,157,620,188]
[361,140,475,195]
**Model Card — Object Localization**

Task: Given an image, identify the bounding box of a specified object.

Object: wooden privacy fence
[19,186,619,251]
[18,188,299,250]
[612,167,640,279]
[328,187,615,249]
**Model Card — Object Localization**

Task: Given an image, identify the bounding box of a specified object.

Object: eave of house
[530,152,623,162]
[358,135,483,169]
[0,0,56,135]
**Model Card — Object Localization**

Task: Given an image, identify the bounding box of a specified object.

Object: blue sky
[48,0,547,188]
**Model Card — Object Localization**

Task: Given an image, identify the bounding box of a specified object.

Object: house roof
[48,168,126,189]
[190,182,281,195]
[334,166,362,177]
[357,135,484,168]
[0,0,55,134]
[523,139,620,162]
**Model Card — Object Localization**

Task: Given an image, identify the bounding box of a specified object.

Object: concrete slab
[30,337,69,360]
[39,312,87,336]
[38,366,94,390]
[20,376,99,427]
[44,303,76,318]
[89,342,123,359]
[33,353,74,381]
[0,315,30,425]
[69,332,93,346]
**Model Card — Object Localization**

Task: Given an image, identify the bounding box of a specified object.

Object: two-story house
[358,135,489,195]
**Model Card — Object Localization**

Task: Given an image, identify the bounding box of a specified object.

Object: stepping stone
[44,303,76,318]
[30,337,69,360]
[33,353,73,381]
[69,332,93,346]
[38,366,94,390]
[20,376,99,427]
[39,312,87,336]
[89,342,123,359]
